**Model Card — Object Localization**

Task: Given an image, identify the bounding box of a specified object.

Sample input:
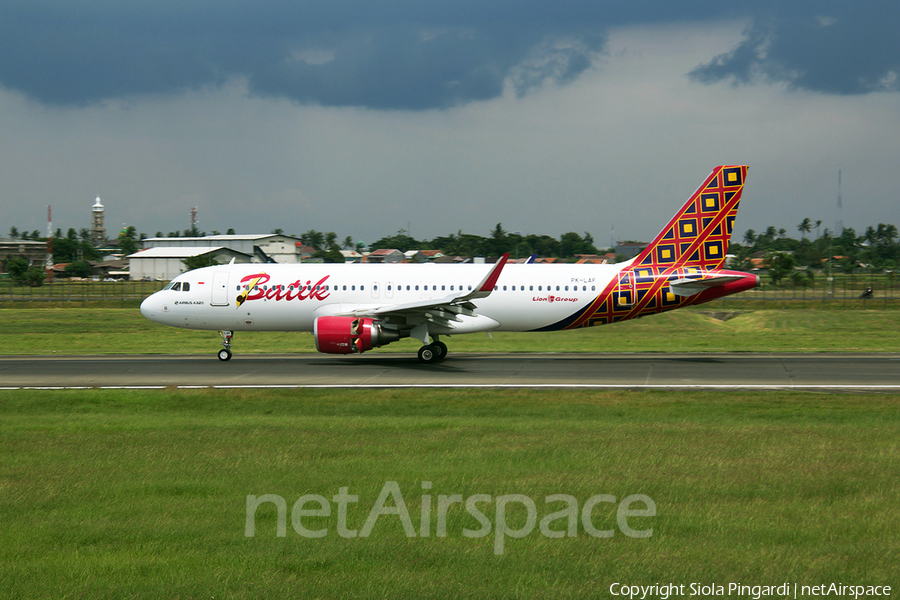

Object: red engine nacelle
[313,316,402,355]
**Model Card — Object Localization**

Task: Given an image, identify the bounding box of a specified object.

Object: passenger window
[352,285,356,291]
[503,285,507,291]
[592,285,596,291]
[530,285,533,291]
[556,286,560,291]
[538,286,542,291]
[442,285,445,291]
[415,285,419,291]
[361,285,365,291]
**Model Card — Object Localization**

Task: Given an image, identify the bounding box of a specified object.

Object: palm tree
[743,229,756,246]
[324,231,338,250]
[815,220,823,239]
[342,236,354,250]
[301,229,324,250]
[797,218,812,240]
[9,226,19,239]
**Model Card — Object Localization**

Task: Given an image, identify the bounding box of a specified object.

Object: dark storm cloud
[2,1,896,110]
[691,3,900,94]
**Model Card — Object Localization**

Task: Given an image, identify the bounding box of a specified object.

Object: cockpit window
[182,282,190,292]
[171,282,181,291]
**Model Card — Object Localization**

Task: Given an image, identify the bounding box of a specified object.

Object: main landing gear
[218,330,233,361]
[417,339,448,364]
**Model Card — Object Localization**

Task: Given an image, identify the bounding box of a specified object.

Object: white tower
[91,196,106,247]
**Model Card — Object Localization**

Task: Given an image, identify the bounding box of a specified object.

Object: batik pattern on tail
[535,165,749,331]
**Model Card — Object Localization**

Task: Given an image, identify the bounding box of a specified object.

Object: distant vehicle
[859,287,874,299]
[141,165,758,363]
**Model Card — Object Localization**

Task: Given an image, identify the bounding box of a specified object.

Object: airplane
[140,165,758,364]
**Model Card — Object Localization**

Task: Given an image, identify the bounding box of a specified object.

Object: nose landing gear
[218,330,233,361]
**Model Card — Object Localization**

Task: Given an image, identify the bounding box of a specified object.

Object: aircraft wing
[346,254,510,327]
[669,274,746,297]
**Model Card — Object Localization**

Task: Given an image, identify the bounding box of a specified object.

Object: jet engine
[313,316,402,354]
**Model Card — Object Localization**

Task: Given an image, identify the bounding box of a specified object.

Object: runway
[2,353,899,391]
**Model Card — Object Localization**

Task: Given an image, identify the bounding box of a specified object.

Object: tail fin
[533,165,751,332]
[630,165,747,272]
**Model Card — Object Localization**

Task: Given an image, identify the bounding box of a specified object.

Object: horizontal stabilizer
[669,274,746,297]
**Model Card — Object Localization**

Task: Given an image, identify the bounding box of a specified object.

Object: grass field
[2,308,900,355]
[1,388,897,599]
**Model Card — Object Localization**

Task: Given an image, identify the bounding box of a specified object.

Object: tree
[6,257,47,287]
[24,267,46,287]
[486,223,507,256]
[5,256,29,281]
[271,228,284,235]
[182,254,216,271]
[370,230,419,253]
[63,261,92,278]
[313,247,345,263]
[301,229,324,250]
[226,228,236,235]
[118,226,138,256]
[8,226,19,239]
[763,250,795,286]
[342,236,355,250]
[324,231,338,251]
[558,232,597,258]
[797,218,812,240]
[743,229,756,246]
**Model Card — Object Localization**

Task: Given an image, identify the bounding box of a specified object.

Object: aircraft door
[615,271,635,307]
[211,271,230,306]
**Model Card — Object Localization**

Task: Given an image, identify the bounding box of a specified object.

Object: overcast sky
[2,1,898,246]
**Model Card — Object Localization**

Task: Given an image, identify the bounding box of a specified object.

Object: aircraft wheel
[218,349,232,361]
[417,345,439,364]
[433,341,448,360]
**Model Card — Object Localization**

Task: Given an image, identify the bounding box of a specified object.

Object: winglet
[459,253,510,300]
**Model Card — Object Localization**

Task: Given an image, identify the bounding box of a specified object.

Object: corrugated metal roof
[127,247,250,259]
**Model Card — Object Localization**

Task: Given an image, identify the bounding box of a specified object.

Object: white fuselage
[139,262,623,334]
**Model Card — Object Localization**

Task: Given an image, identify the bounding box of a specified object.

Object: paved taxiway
[1,353,899,390]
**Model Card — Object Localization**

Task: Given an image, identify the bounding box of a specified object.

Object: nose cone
[140,293,161,321]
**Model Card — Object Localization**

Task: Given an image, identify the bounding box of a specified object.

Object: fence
[699,271,900,310]
[0,279,167,308]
